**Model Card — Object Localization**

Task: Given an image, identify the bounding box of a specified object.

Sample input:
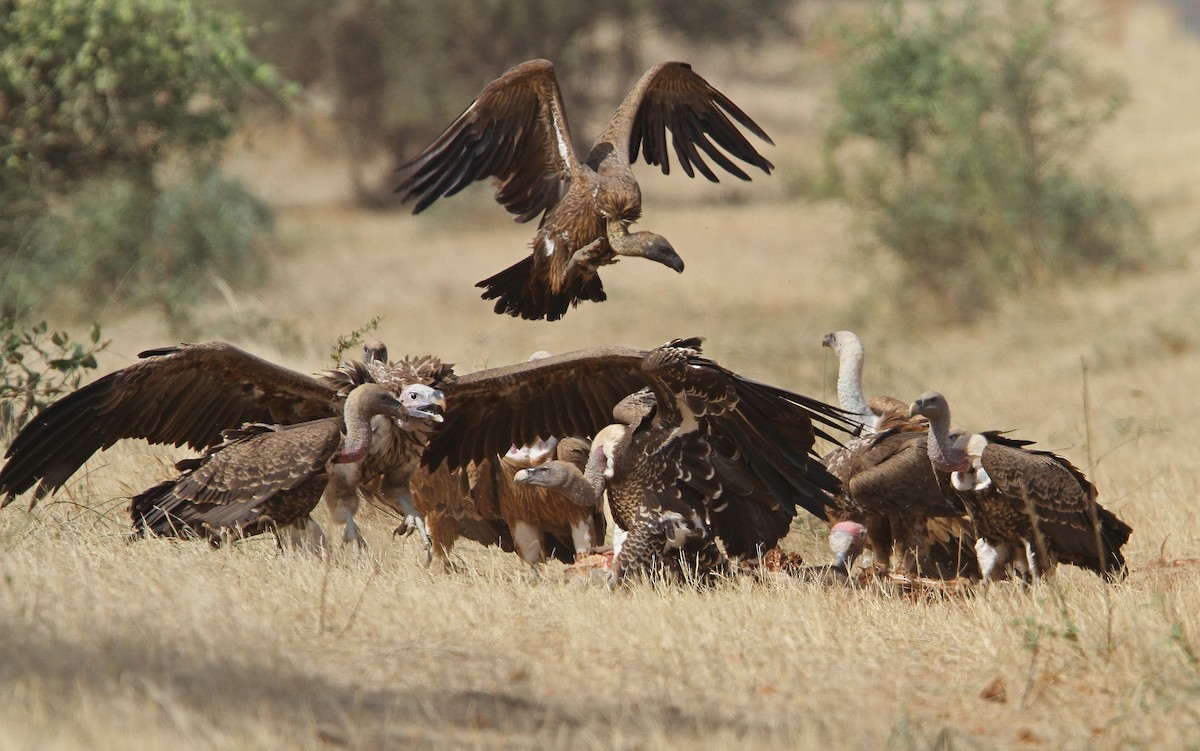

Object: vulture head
[396,383,446,430]
[513,462,576,489]
[908,391,949,424]
[636,233,684,273]
[607,218,684,272]
[828,520,867,571]
[908,391,970,474]
[362,338,389,364]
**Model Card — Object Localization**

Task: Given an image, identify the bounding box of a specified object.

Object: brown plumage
[0,340,450,547]
[820,331,973,577]
[394,59,773,321]
[425,338,850,585]
[910,391,1132,581]
[130,384,433,544]
[412,437,605,577]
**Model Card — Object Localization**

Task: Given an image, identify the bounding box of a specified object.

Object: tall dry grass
[4,2,1200,748]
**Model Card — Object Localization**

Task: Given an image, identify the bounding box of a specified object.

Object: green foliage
[822,0,1154,319]
[330,317,382,365]
[0,319,109,438]
[0,0,291,322]
[2,169,273,320]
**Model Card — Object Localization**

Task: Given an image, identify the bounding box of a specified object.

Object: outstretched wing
[422,345,651,471]
[424,339,851,522]
[394,58,578,222]
[0,341,341,506]
[590,61,774,181]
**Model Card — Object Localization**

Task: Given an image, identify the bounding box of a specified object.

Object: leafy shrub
[0,319,109,438]
[822,0,1154,319]
[0,0,291,322]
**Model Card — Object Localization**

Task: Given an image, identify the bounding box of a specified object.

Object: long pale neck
[546,451,606,507]
[924,410,967,473]
[339,398,376,464]
[606,219,651,257]
[836,344,874,425]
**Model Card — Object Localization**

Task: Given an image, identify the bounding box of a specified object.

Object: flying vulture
[0,340,451,548]
[423,338,849,585]
[131,383,443,545]
[909,391,1132,581]
[412,436,606,579]
[819,331,975,578]
[394,59,774,321]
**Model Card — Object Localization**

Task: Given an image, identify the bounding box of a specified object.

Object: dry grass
[5,2,1200,749]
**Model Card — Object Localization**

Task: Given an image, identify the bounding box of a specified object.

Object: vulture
[0,340,451,548]
[394,59,773,321]
[424,338,850,585]
[820,331,976,578]
[411,436,606,579]
[131,383,443,545]
[909,391,1132,582]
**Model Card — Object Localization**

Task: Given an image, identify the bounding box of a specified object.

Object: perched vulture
[0,340,451,548]
[820,331,975,578]
[412,436,605,578]
[425,338,849,585]
[909,391,1132,581]
[131,383,443,545]
[394,59,773,321]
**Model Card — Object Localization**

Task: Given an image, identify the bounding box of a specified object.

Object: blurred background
[2,0,1198,431]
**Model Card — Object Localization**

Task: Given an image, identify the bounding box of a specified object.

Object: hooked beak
[512,468,533,484]
[401,385,446,427]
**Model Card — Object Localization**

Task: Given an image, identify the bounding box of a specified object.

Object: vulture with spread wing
[131,383,442,545]
[909,391,1131,581]
[394,59,774,321]
[0,340,450,547]
[425,338,848,584]
[820,331,976,578]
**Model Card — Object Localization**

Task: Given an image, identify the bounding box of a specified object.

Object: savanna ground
[4,2,1200,748]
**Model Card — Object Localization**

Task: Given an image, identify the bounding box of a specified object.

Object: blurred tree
[231,0,798,206]
[821,0,1153,320]
[0,0,292,321]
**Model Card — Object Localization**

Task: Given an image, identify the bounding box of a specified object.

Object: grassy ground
[4,2,1200,748]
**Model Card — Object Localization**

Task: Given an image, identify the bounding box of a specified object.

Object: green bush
[822,0,1153,318]
[0,0,292,321]
[0,319,109,438]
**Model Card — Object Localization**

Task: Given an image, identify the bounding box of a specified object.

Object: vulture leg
[569,518,593,561]
[975,538,1016,583]
[562,237,606,276]
[865,515,894,572]
[423,509,459,570]
[278,515,329,553]
[325,463,368,549]
[378,472,432,550]
[512,520,545,581]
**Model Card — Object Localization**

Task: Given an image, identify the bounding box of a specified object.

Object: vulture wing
[1,341,342,506]
[846,432,961,518]
[980,440,1130,578]
[422,345,651,470]
[131,419,342,538]
[591,62,774,181]
[394,59,577,222]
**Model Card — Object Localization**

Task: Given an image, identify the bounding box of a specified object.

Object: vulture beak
[908,400,922,419]
[644,238,685,273]
[512,468,534,485]
[821,332,836,349]
[400,384,446,425]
